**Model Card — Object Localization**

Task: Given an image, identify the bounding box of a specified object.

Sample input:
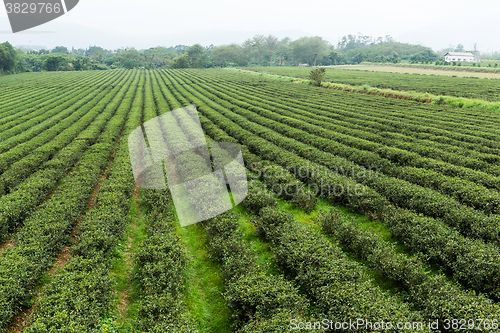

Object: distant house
[444,52,476,63]
[298,63,309,67]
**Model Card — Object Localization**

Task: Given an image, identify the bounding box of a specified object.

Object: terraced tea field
[0,69,499,332]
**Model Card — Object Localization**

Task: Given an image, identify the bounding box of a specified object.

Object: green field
[0,69,500,332]
[246,66,500,101]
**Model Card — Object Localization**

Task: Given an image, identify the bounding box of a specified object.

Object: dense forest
[1,34,443,74]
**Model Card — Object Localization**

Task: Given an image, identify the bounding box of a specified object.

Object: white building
[444,52,476,63]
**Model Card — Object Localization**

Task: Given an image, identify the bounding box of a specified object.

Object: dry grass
[326,64,500,79]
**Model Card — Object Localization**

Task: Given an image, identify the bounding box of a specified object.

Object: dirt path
[0,239,14,252]
[327,64,500,79]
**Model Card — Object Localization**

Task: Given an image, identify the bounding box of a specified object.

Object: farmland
[326,64,500,79]
[0,68,499,332]
[247,66,500,101]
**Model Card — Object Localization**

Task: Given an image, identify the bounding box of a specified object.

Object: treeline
[0,34,440,74]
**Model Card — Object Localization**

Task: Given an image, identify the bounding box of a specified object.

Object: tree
[72,56,90,71]
[390,51,399,63]
[455,44,465,52]
[186,44,208,68]
[0,42,17,73]
[115,48,141,69]
[71,48,86,56]
[205,44,215,57]
[309,68,326,86]
[264,35,279,66]
[86,46,108,63]
[251,35,265,66]
[171,53,190,68]
[384,35,395,43]
[353,53,363,64]
[211,44,241,67]
[327,51,340,65]
[338,34,365,51]
[174,45,188,55]
[143,47,171,69]
[43,54,67,71]
[241,39,253,65]
[291,37,329,66]
[16,52,43,72]
[51,46,69,53]
[276,38,291,66]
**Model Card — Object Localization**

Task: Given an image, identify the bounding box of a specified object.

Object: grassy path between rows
[233,206,279,277]
[180,222,232,333]
[277,196,456,297]
[108,187,148,332]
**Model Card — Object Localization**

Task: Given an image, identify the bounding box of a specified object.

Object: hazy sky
[1,0,499,51]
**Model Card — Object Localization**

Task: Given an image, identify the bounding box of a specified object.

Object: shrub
[241,180,278,214]
[308,68,325,86]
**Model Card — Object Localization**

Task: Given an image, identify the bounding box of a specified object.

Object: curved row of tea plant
[247,67,500,102]
[163,92,319,331]
[177,71,500,208]
[0,71,112,128]
[24,71,141,332]
[0,71,100,113]
[195,97,500,332]
[187,77,500,240]
[134,189,200,332]
[185,70,500,190]
[0,71,134,240]
[159,69,500,301]
[320,209,500,332]
[204,211,311,332]
[0,71,119,154]
[0,70,91,91]
[173,99,426,331]
[185,70,500,173]
[0,72,128,194]
[254,203,429,332]
[166,70,500,246]
[214,70,500,139]
[0,71,137,329]
[157,73,430,331]
[206,70,500,153]
[197,98,500,301]
[194,92,500,305]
